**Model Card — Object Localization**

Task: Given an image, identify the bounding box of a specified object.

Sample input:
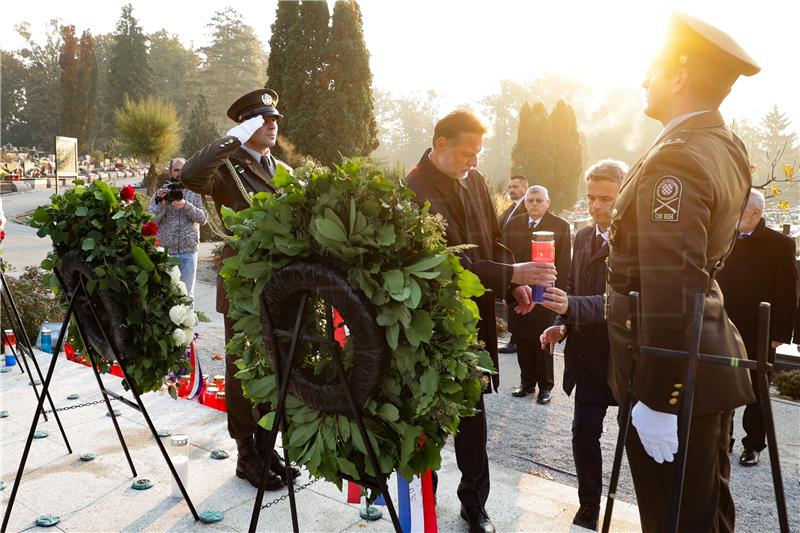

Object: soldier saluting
[606,14,759,532]
[181,89,299,491]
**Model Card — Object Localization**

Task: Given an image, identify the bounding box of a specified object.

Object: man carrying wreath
[181,89,299,491]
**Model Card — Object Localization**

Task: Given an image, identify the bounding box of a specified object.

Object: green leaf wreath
[32,180,201,395]
[221,159,495,488]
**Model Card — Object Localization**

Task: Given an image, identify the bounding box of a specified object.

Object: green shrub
[1,267,63,343]
[774,370,800,400]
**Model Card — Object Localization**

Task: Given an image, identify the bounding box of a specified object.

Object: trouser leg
[624,409,734,533]
[516,339,537,389]
[572,401,607,506]
[224,315,259,439]
[533,340,554,391]
[454,395,490,509]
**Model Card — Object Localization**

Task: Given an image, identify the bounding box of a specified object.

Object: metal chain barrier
[42,397,120,415]
[261,476,321,509]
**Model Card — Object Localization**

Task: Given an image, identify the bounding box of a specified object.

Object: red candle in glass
[530,231,555,303]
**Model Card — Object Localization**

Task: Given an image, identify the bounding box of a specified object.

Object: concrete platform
[0,350,642,532]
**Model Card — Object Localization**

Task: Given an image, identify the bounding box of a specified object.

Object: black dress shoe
[235,437,283,490]
[460,505,495,533]
[739,449,760,466]
[498,342,517,354]
[573,502,600,530]
[537,389,552,404]
[511,385,535,398]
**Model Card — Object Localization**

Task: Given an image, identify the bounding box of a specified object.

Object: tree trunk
[145,162,157,195]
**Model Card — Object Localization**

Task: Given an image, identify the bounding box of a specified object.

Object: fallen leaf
[212,352,224,361]
[530,470,554,481]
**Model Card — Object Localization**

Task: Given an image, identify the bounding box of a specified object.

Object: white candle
[171,455,189,498]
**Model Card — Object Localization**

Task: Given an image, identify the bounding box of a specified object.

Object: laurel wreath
[221,159,493,488]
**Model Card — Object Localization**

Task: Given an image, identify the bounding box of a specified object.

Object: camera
[160,180,184,203]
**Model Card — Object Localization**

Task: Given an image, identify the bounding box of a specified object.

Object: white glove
[226,115,264,145]
[631,401,678,464]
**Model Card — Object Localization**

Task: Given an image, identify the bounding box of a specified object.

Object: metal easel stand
[1,267,200,531]
[0,262,70,447]
[247,294,402,533]
[601,292,788,533]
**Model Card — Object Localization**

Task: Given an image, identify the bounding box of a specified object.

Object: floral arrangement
[32,180,203,396]
[221,159,493,489]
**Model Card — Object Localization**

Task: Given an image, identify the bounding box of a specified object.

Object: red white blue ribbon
[185,341,203,400]
[397,471,437,533]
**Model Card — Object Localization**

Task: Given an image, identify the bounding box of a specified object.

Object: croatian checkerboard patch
[651,175,682,222]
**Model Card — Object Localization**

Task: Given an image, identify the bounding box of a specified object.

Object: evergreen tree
[58,25,81,140]
[511,102,555,193]
[550,99,583,211]
[314,0,377,164]
[198,8,268,131]
[511,102,533,176]
[0,51,26,143]
[102,4,152,148]
[759,104,798,159]
[75,31,98,149]
[266,0,301,151]
[149,30,201,112]
[287,0,331,159]
[182,94,219,157]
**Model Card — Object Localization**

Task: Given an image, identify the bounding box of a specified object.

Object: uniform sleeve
[771,236,798,344]
[633,149,713,413]
[180,135,241,197]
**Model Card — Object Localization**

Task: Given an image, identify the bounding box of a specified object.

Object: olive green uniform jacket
[180,135,291,313]
[607,110,755,416]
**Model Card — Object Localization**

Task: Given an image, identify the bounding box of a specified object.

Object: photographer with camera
[147,158,207,299]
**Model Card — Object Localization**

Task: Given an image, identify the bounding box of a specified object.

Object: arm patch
[651,175,682,222]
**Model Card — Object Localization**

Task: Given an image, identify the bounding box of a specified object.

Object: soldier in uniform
[181,89,299,490]
[606,14,760,532]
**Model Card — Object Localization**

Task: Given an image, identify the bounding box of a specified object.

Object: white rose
[175,280,188,296]
[169,304,191,326]
[181,310,197,328]
[169,266,181,284]
[172,328,188,346]
[183,327,194,344]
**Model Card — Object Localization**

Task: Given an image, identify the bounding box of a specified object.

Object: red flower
[120,185,136,202]
[0,230,5,241]
[141,221,159,236]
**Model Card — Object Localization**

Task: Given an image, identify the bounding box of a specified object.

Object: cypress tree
[58,25,80,140]
[182,94,219,157]
[75,30,98,149]
[511,102,532,176]
[550,99,583,211]
[102,4,151,148]
[266,1,301,157]
[527,102,555,191]
[314,0,377,165]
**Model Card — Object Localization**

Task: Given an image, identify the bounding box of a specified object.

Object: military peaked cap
[657,13,760,82]
[226,88,284,123]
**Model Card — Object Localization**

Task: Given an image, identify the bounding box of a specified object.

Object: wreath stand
[601,292,789,533]
[0,261,71,450]
[248,262,402,533]
[1,265,200,531]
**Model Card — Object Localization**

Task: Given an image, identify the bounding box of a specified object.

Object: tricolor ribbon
[397,471,437,533]
[346,481,386,506]
[184,341,204,400]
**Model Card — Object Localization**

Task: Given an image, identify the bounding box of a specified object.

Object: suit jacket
[405,149,515,392]
[607,110,754,415]
[503,210,571,338]
[498,199,526,231]
[552,226,616,405]
[181,135,292,313]
[717,218,798,359]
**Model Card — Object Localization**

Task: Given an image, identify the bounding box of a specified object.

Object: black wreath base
[60,250,129,361]
[261,261,390,416]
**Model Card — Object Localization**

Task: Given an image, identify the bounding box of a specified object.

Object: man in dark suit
[606,13,760,531]
[498,175,529,354]
[182,89,298,491]
[539,159,627,530]
[503,185,571,403]
[717,189,798,466]
[405,109,556,533]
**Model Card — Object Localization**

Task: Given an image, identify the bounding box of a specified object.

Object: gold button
[674,383,683,389]
[671,391,680,397]
[625,319,631,330]
[668,398,678,406]
[612,208,618,217]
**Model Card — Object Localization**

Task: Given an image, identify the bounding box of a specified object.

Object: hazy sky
[3,0,799,128]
